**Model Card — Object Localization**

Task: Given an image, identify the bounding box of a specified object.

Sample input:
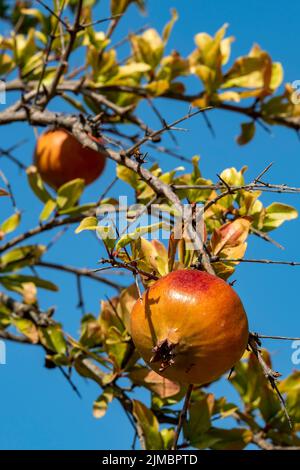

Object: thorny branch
[248,333,292,429]
[36,260,123,291]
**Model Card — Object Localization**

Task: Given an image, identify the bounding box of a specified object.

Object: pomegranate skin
[34,129,107,189]
[131,269,249,385]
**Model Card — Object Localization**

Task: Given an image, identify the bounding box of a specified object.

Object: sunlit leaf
[110,0,145,16]
[132,400,163,450]
[75,216,98,234]
[40,199,57,222]
[195,427,252,450]
[162,8,178,43]
[56,179,85,210]
[26,166,53,204]
[1,211,21,234]
[0,245,45,272]
[12,318,39,343]
[93,388,114,419]
[39,324,67,354]
[116,222,168,251]
[0,274,58,293]
[262,203,298,231]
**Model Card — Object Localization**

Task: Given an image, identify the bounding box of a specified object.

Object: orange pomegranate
[34,128,107,189]
[131,269,249,385]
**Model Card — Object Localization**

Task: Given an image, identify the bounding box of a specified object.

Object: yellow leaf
[162,8,178,43]
[194,32,212,50]
[146,80,170,96]
[117,62,151,77]
[217,91,241,102]
[220,36,235,65]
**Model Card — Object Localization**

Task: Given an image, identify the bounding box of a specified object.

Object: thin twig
[76,274,85,315]
[36,0,68,28]
[37,260,123,291]
[58,365,82,398]
[214,257,300,266]
[0,169,17,209]
[252,332,300,341]
[248,333,292,429]
[125,107,213,157]
[252,432,300,450]
[172,384,194,450]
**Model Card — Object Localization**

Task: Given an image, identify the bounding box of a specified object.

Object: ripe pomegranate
[131,269,249,385]
[34,129,107,189]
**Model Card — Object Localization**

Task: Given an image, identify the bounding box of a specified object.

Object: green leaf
[219,166,246,187]
[93,388,114,419]
[80,314,102,348]
[12,318,39,343]
[26,166,53,203]
[160,428,175,450]
[115,222,167,251]
[195,427,252,450]
[162,8,178,43]
[236,122,256,145]
[56,179,85,210]
[0,274,58,292]
[132,400,164,450]
[110,0,145,16]
[117,62,151,77]
[40,199,57,222]
[183,396,211,444]
[96,225,116,251]
[1,211,21,234]
[280,371,300,424]
[39,325,67,354]
[75,216,98,234]
[48,353,70,367]
[0,245,45,272]
[130,28,164,69]
[116,165,139,188]
[104,327,133,370]
[58,202,96,216]
[0,304,11,327]
[0,52,14,75]
[74,356,105,387]
[262,203,298,231]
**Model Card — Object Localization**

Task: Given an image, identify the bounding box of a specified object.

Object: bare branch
[0,329,32,344]
[172,384,194,450]
[214,257,300,266]
[248,333,292,429]
[37,260,123,291]
[252,432,300,451]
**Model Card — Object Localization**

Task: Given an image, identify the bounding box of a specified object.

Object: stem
[37,260,123,291]
[172,384,194,450]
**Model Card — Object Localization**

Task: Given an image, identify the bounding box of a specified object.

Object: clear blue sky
[0,0,299,449]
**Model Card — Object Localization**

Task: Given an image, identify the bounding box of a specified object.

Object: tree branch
[37,260,123,291]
